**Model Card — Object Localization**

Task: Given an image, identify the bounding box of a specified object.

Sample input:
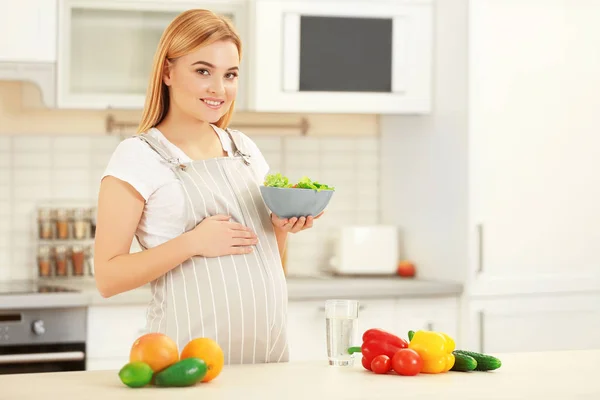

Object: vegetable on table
[453,350,502,371]
[153,358,208,387]
[450,352,478,372]
[391,349,423,376]
[348,328,408,371]
[370,355,392,374]
[407,330,456,374]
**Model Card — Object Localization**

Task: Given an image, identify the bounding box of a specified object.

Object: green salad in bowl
[260,173,335,218]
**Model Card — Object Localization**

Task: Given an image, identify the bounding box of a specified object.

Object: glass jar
[56,209,70,239]
[71,245,85,276]
[89,207,97,238]
[38,208,54,239]
[55,245,68,276]
[37,246,52,277]
[73,208,89,239]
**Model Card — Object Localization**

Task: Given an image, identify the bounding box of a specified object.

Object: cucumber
[453,350,502,371]
[118,361,154,388]
[450,351,477,372]
[154,358,208,387]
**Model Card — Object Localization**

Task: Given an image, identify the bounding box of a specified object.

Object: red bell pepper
[348,329,408,371]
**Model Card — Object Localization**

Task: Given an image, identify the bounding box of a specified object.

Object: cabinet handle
[477,224,484,273]
[478,311,485,353]
[426,322,434,331]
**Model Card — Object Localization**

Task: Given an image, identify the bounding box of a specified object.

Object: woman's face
[164,40,239,123]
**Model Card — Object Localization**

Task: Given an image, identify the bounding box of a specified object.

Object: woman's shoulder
[102,131,176,200]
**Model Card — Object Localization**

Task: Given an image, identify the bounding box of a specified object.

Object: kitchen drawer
[87,305,148,359]
[468,293,600,354]
[395,297,460,343]
[86,357,128,371]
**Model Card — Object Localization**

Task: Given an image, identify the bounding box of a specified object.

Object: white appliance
[328,225,398,275]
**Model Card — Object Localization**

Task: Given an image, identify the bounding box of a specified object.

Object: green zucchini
[453,350,502,371]
[450,351,477,372]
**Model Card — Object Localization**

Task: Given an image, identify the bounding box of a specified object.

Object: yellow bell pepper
[408,330,455,374]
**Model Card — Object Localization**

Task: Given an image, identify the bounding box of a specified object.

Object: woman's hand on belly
[184,214,258,257]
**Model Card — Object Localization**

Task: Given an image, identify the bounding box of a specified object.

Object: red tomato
[370,355,392,374]
[361,356,372,371]
[391,349,423,376]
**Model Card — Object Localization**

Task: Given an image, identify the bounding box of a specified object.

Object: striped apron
[135,129,289,365]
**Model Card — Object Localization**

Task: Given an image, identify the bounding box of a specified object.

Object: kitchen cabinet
[287,296,459,362]
[248,0,432,114]
[467,0,600,296]
[0,0,58,107]
[465,292,600,354]
[56,0,249,110]
[86,305,148,371]
[0,0,57,63]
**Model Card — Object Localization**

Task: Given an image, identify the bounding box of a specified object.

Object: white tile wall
[0,134,380,281]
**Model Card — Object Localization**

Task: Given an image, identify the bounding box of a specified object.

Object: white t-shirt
[101,125,270,250]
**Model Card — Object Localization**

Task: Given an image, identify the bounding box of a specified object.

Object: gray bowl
[259,186,334,219]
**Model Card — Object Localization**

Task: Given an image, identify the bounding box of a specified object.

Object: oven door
[0,342,86,374]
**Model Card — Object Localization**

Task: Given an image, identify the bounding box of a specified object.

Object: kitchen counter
[0,276,463,309]
[1,350,599,399]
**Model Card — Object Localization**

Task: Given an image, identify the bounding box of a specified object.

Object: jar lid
[38,246,51,256]
[72,245,83,252]
[56,209,70,219]
[38,208,52,219]
[55,245,68,254]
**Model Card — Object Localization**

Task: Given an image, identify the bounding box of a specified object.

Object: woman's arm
[274,226,288,262]
[93,176,196,298]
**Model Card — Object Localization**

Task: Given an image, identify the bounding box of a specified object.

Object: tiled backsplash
[0,134,380,281]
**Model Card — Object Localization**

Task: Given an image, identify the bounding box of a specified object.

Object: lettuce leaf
[264,173,334,191]
[264,173,291,188]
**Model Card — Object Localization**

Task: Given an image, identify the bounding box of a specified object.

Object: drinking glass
[325,299,359,366]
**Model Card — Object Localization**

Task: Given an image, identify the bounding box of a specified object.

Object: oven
[0,307,87,375]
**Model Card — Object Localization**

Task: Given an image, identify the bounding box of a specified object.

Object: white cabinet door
[57,0,248,109]
[286,300,327,362]
[355,299,397,338]
[466,293,600,354]
[0,0,57,62]
[468,0,600,296]
[395,297,459,344]
[87,305,148,360]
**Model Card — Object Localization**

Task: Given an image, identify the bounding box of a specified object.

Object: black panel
[299,16,393,93]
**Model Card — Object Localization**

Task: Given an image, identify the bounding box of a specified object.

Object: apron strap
[134,132,188,171]
[223,127,252,165]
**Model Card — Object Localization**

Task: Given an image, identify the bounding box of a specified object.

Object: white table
[1,350,599,399]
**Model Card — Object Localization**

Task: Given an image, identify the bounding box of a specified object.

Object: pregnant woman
[93,9,321,365]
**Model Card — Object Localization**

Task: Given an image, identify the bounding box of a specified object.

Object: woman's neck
[156,108,215,145]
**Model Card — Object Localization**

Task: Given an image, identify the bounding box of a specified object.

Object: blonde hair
[137,9,242,134]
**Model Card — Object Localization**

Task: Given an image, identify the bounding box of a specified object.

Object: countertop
[0,276,463,310]
[1,350,599,399]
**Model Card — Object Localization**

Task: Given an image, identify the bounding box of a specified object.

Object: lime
[118,361,154,388]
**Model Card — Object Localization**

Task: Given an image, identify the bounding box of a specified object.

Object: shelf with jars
[35,201,96,280]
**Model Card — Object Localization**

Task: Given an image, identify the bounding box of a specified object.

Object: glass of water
[325,299,359,366]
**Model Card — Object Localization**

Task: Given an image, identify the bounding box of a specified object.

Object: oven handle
[0,351,85,364]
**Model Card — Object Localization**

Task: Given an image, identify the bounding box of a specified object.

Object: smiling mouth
[201,98,225,109]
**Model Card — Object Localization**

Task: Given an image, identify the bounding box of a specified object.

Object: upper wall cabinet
[247,0,433,114]
[0,1,58,107]
[0,0,58,63]
[56,0,249,110]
